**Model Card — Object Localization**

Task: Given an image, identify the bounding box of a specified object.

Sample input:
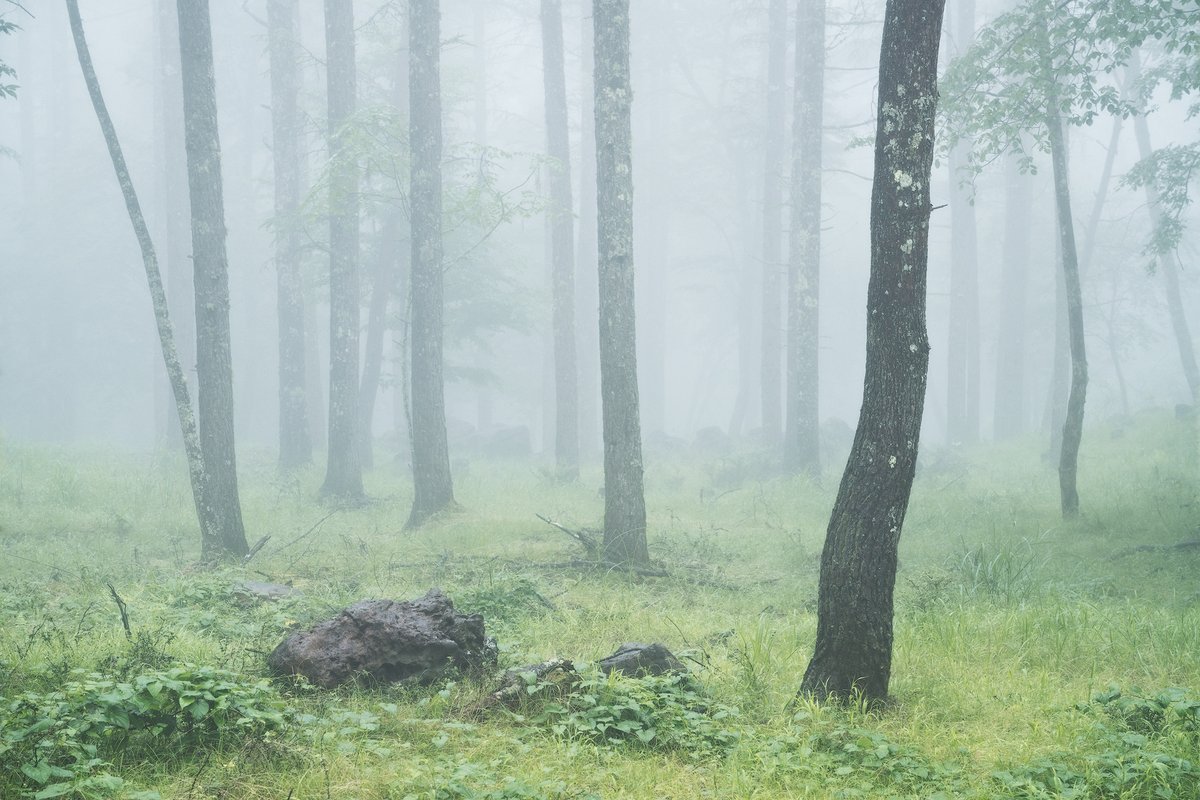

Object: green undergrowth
[0,408,1197,798]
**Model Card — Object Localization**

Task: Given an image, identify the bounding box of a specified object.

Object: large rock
[599,642,685,677]
[268,589,496,688]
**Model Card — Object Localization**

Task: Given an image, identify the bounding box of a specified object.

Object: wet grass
[0,408,1197,798]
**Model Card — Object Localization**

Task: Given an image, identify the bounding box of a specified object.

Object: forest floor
[1,409,1198,799]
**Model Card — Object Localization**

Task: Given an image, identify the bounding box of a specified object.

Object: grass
[0,408,1197,798]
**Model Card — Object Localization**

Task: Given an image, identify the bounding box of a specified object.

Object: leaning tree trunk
[542,0,580,481]
[993,154,1031,440]
[760,0,788,444]
[320,0,364,500]
[783,0,824,476]
[1128,94,1200,402]
[268,0,312,471]
[406,0,456,528]
[67,0,224,558]
[799,0,944,704]
[175,0,249,558]
[1045,94,1087,519]
[595,0,648,565]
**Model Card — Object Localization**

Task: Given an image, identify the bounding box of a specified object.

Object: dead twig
[536,513,600,559]
[242,534,271,565]
[106,582,131,640]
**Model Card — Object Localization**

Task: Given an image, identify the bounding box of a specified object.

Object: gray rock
[598,642,685,677]
[234,581,300,604]
[267,589,497,688]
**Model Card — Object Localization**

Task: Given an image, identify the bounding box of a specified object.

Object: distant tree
[267,0,312,471]
[321,0,365,500]
[783,0,824,477]
[760,0,787,444]
[944,0,980,447]
[65,0,230,559]
[799,0,944,703]
[992,154,1031,440]
[577,4,601,457]
[175,0,249,558]
[407,0,457,528]
[594,0,648,565]
[541,0,580,481]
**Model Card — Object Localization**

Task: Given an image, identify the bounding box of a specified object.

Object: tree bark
[542,0,580,481]
[595,0,648,565]
[407,0,457,528]
[783,0,824,476]
[268,0,312,472]
[577,5,601,458]
[993,155,1030,440]
[320,0,364,500]
[760,0,788,443]
[66,0,228,559]
[1045,95,1087,519]
[800,0,944,704]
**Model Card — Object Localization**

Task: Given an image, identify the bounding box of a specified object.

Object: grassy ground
[1,409,1197,799]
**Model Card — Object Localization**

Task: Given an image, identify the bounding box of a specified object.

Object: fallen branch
[106,582,131,640]
[536,514,600,559]
[242,534,271,564]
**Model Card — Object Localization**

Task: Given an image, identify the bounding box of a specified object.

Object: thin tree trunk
[1046,194,1069,461]
[595,0,648,565]
[577,4,601,458]
[1127,58,1200,402]
[945,0,979,447]
[321,0,364,500]
[993,154,1030,440]
[268,0,312,471]
[407,0,457,528]
[542,0,580,481]
[359,48,410,471]
[176,0,249,557]
[1045,95,1087,519]
[783,0,824,476]
[760,0,787,443]
[800,0,944,704]
[66,0,223,558]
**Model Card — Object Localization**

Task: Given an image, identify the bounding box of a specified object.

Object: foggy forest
[1,0,1198,797]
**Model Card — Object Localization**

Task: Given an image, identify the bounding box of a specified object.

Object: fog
[0,0,1195,459]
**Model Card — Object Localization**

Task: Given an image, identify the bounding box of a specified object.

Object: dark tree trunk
[800,0,944,704]
[175,0,249,558]
[595,0,648,565]
[577,6,601,458]
[67,0,225,558]
[320,0,364,500]
[783,0,824,476]
[1045,96,1087,519]
[154,0,193,452]
[542,0,580,481]
[359,49,410,472]
[268,0,312,472]
[945,0,979,447]
[406,0,456,528]
[760,0,787,443]
[993,155,1030,440]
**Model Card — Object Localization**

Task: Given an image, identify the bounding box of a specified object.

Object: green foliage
[457,577,552,628]
[1122,143,1200,255]
[0,666,288,798]
[0,18,17,100]
[531,670,739,757]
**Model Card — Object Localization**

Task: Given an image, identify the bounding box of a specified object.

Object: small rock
[599,642,685,677]
[234,581,300,604]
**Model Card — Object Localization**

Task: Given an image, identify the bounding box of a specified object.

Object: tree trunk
[783,0,824,476]
[407,0,457,528]
[320,0,364,500]
[945,0,979,447]
[595,0,648,565]
[359,48,410,471]
[1045,96,1087,519]
[577,5,601,459]
[67,0,227,559]
[268,0,312,472]
[1128,71,1200,402]
[542,0,580,481]
[800,0,944,704]
[760,0,787,443]
[993,155,1030,440]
